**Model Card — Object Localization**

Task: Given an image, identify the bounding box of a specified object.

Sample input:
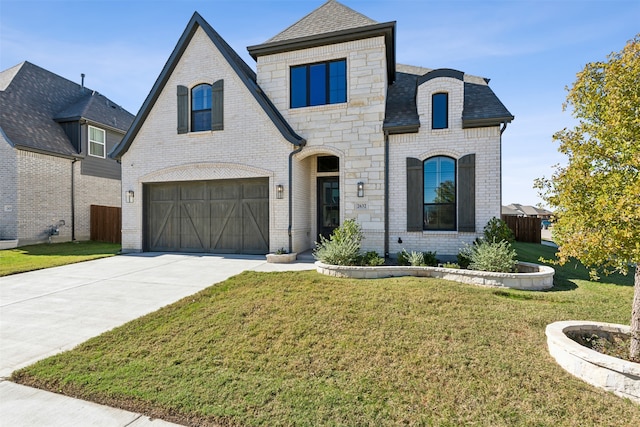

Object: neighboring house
[503,204,553,220]
[111,0,513,257]
[0,61,134,246]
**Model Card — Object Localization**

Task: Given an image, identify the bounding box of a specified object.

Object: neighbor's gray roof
[266,0,377,43]
[0,61,133,158]
[110,12,305,160]
[384,66,514,133]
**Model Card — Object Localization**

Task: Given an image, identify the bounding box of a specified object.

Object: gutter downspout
[288,141,306,254]
[499,122,508,213]
[71,158,77,241]
[384,130,390,258]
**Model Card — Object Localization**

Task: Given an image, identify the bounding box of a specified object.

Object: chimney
[81,73,85,89]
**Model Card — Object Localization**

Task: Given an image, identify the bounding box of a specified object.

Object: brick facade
[0,131,18,240]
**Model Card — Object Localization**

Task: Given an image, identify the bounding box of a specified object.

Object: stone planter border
[0,240,19,250]
[315,261,554,290]
[546,320,640,403]
[266,252,297,263]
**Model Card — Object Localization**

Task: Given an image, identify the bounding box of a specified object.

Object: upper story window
[290,59,346,108]
[177,80,224,134]
[191,84,212,132]
[432,93,448,129]
[88,125,106,158]
[423,156,456,230]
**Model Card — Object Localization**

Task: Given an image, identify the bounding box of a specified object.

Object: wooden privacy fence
[501,215,541,244]
[90,205,121,244]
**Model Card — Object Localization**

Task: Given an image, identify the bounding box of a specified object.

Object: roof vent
[81,73,85,89]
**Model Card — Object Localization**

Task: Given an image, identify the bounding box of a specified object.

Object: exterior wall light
[126,190,135,203]
[357,182,364,197]
[276,184,284,199]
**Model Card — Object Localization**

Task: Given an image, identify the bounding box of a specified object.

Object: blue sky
[2,0,638,208]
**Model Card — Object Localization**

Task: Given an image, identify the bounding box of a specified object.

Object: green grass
[12,243,639,426]
[0,241,121,276]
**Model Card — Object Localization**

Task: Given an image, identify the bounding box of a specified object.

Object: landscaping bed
[11,243,640,426]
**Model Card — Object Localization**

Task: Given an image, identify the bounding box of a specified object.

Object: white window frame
[88,125,106,158]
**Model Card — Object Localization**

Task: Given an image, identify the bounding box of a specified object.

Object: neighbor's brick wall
[16,150,72,245]
[73,160,121,241]
[121,27,293,253]
[0,133,18,240]
[257,36,388,252]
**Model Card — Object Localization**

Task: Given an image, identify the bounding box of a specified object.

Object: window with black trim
[191,84,212,132]
[432,92,448,129]
[177,80,224,134]
[291,59,346,108]
[423,156,456,230]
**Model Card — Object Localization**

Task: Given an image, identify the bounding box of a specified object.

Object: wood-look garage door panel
[145,179,268,254]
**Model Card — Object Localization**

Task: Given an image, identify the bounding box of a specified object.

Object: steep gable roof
[266,0,377,43]
[111,12,305,160]
[0,61,133,158]
[247,1,396,82]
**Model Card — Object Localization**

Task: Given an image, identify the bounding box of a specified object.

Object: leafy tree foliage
[536,34,640,361]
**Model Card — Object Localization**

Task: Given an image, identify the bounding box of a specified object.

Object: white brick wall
[387,77,502,258]
[0,133,18,240]
[121,28,294,253]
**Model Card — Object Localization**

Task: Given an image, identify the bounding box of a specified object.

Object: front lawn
[12,243,640,426]
[0,241,121,276]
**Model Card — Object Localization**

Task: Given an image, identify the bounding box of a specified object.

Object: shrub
[407,250,424,266]
[422,251,438,267]
[467,239,518,273]
[313,219,363,266]
[397,249,410,266]
[483,217,515,244]
[358,251,385,266]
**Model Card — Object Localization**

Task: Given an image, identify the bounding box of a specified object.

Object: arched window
[423,156,455,230]
[191,83,212,132]
[432,92,448,129]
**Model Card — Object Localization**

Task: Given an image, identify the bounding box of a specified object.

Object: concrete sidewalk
[0,252,315,426]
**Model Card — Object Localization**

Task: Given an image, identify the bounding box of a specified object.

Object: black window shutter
[177,85,188,134]
[406,157,424,231]
[212,79,224,131]
[458,154,476,232]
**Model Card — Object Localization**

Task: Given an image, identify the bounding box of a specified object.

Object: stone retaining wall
[315,261,554,290]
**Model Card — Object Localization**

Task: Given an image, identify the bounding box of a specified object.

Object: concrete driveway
[0,252,315,426]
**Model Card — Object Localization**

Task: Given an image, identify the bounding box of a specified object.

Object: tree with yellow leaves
[537,34,640,361]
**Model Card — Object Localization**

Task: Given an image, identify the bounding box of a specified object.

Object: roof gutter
[288,140,306,253]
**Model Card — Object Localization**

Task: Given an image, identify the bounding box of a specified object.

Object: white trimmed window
[89,126,106,158]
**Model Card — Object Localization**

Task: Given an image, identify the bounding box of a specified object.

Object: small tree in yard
[536,35,640,361]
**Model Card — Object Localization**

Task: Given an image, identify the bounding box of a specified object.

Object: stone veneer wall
[256,36,388,253]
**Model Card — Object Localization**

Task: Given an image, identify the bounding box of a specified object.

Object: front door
[317,176,339,240]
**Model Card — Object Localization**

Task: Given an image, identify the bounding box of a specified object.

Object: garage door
[144,178,269,254]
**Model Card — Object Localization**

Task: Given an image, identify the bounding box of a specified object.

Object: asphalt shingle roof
[384,66,514,133]
[0,61,133,157]
[266,0,377,43]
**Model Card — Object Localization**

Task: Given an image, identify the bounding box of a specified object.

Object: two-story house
[111,0,513,257]
[0,61,134,246]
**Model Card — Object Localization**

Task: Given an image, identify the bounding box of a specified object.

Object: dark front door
[317,176,339,240]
